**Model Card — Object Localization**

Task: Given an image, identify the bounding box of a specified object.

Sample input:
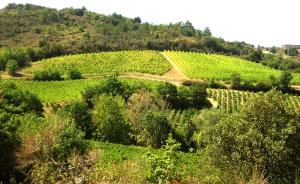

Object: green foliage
[0,83,43,182]
[33,69,63,81]
[63,102,92,138]
[231,72,241,88]
[285,47,299,56]
[67,68,82,80]
[146,134,181,183]
[125,90,167,140]
[92,94,130,144]
[139,112,171,148]
[262,54,300,70]
[52,121,88,160]
[192,109,227,149]
[0,82,43,115]
[82,77,127,106]
[245,49,263,62]
[156,82,177,107]
[0,4,258,57]
[206,90,300,183]
[6,59,18,76]
[279,71,293,90]
[165,51,300,83]
[16,113,90,183]
[177,84,211,109]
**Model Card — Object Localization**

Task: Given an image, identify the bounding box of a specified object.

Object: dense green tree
[207,90,300,183]
[82,77,128,106]
[139,112,171,148]
[279,71,293,90]
[285,47,299,56]
[6,59,18,76]
[231,72,241,88]
[92,94,130,144]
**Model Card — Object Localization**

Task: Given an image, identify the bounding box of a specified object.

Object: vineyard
[9,78,163,103]
[164,51,300,83]
[207,88,300,113]
[23,50,172,76]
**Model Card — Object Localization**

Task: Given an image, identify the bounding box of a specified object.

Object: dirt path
[161,52,189,80]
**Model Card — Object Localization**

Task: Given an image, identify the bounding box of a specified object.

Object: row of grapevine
[23,50,172,76]
[164,51,300,83]
[207,88,300,113]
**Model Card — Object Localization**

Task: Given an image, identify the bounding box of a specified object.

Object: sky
[0,0,299,47]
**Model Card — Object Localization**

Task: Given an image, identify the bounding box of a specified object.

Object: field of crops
[164,51,300,83]
[207,88,300,113]
[8,78,164,103]
[23,51,171,75]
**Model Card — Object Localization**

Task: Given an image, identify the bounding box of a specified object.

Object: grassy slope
[165,51,300,84]
[8,78,164,103]
[90,141,206,183]
[22,51,171,75]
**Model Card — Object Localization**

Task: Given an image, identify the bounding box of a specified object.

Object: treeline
[0,4,257,57]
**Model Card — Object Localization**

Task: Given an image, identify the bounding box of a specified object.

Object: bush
[92,94,130,144]
[156,82,178,107]
[6,59,18,76]
[206,90,300,183]
[82,77,128,106]
[16,113,89,183]
[146,134,181,183]
[125,90,167,139]
[177,84,211,109]
[68,68,82,80]
[0,82,43,115]
[0,83,43,182]
[231,72,241,89]
[279,71,293,90]
[139,112,171,148]
[63,102,92,138]
[33,70,63,81]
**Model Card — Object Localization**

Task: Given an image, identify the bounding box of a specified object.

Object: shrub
[0,82,43,115]
[125,90,167,139]
[231,72,241,89]
[82,77,128,106]
[68,68,82,79]
[33,70,63,81]
[6,59,18,76]
[177,84,211,109]
[206,89,300,183]
[146,134,181,183]
[279,71,293,90]
[92,94,130,144]
[63,102,92,138]
[192,109,227,149]
[0,83,43,182]
[16,113,89,183]
[139,112,171,148]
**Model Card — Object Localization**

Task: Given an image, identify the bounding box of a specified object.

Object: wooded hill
[0,3,257,57]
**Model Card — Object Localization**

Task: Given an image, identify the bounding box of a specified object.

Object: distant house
[282,44,300,49]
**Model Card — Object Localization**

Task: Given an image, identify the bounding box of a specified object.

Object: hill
[164,51,300,83]
[0,3,256,57]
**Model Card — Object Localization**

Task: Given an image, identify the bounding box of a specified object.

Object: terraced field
[23,51,172,76]
[164,51,300,83]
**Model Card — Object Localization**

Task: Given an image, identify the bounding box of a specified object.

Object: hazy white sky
[1,0,299,47]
